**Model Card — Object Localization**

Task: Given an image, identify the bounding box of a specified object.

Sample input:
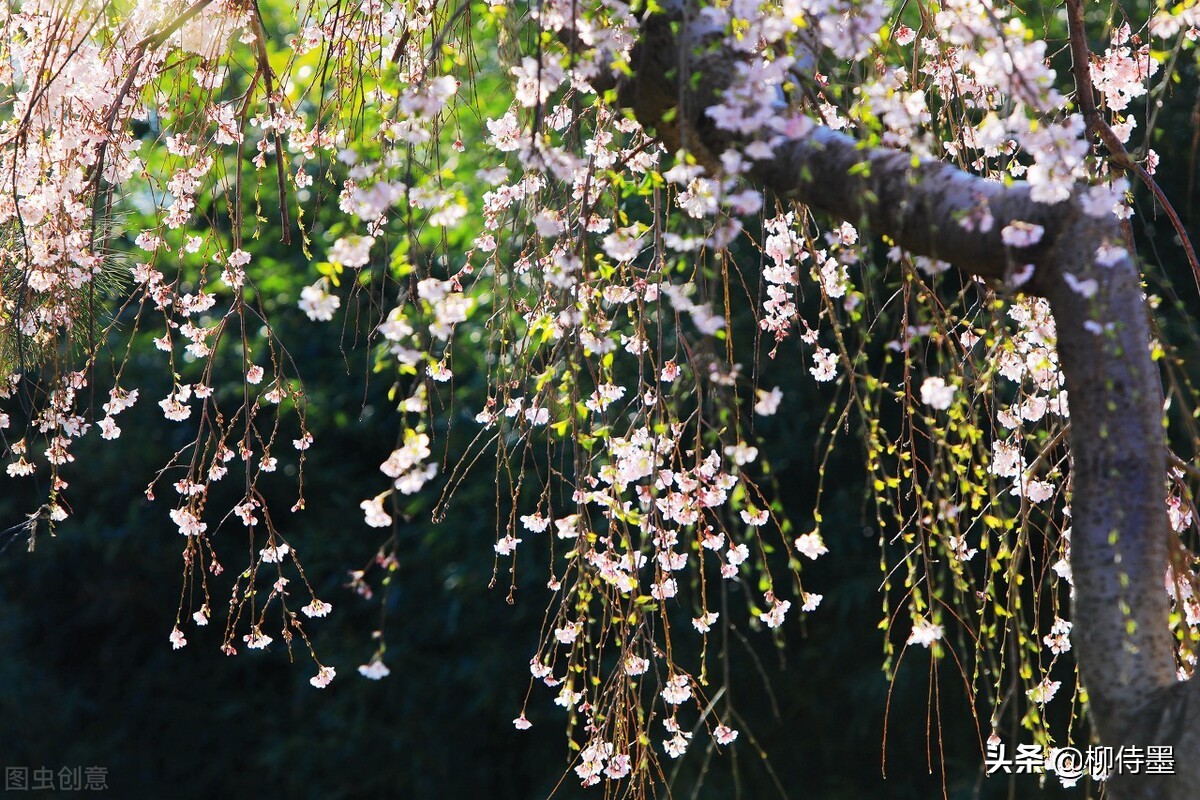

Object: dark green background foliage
[0,220,1083,800]
[0,377,1072,798]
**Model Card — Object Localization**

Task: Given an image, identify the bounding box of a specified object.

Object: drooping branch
[249,0,292,245]
[1063,0,1200,290]
[618,6,1199,797]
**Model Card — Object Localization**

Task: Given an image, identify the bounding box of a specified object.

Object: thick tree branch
[620,7,1193,796]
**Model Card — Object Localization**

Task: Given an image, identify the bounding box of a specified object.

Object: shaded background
[0,253,1088,799]
[0,397,1071,799]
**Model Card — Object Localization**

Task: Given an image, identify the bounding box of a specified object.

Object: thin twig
[251,1,292,245]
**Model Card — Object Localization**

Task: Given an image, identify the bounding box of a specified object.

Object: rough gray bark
[619,6,1200,797]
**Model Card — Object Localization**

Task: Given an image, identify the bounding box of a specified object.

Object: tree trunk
[619,6,1199,796]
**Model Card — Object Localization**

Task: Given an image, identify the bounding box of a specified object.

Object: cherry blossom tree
[1,0,1199,796]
